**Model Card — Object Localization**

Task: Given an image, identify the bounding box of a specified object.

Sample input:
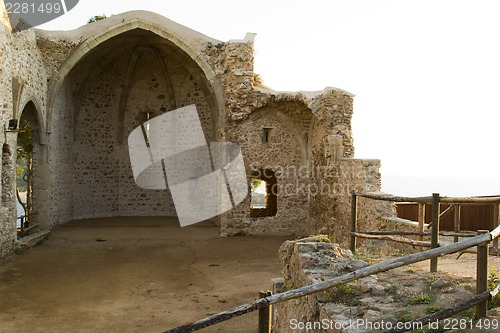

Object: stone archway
[47,26,222,224]
[16,101,47,234]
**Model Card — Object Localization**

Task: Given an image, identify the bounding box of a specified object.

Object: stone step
[16,230,50,249]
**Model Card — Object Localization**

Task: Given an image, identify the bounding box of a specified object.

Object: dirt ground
[2,218,500,333]
[0,217,290,333]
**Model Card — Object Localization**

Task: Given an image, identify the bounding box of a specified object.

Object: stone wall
[274,238,401,333]
[0,8,388,257]
[274,237,368,333]
[0,1,16,257]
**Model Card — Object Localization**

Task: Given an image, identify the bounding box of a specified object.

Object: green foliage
[488,266,498,290]
[462,307,476,321]
[252,73,263,85]
[16,117,31,191]
[425,306,443,314]
[408,294,435,305]
[87,14,107,24]
[489,266,500,309]
[406,266,417,273]
[395,310,412,322]
[353,251,375,265]
[250,178,264,191]
[16,117,32,160]
[321,283,361,305]
[385,285,397,295]
[312,234,332,243]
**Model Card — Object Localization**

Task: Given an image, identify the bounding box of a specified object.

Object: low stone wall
[274,237,399,333]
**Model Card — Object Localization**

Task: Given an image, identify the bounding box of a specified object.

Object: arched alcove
[16,101,45,234]
[47,27,221,224]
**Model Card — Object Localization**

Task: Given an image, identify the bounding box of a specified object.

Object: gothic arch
[46,14,225,134]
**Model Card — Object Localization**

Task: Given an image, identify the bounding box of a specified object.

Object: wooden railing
[351,192,500,272]
[165,217,500,332]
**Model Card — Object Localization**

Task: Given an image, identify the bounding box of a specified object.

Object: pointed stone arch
[46,15,225,134]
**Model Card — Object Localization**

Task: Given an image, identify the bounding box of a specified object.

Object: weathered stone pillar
[1,143,13,205]
[1,143,16,257]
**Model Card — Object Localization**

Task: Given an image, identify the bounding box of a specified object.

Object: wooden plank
[258,291,271,333]
[493,204,499,249]
[418,203,425,241]
[354,192,432,204]
[359,231,427,236]
[351,232,432,247]
[440,231,475,237]
[430,193,441,272]
[476,230,489,319]
[382,216,429,228]
[164,231,494,333]
[440,196,500,204]
[358,230,475,237]
[350,193,358,253]
[439,205,455,219]
[454,205,461,243]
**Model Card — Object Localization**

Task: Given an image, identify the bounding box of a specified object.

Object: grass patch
[406,266,417,273]
[395,311,412,322]
[385,285,398,295]
[408,294,435,305]
[312,234,332,243]
[353,249,376,265]
[425,306,443,314]
[321,283,361,305]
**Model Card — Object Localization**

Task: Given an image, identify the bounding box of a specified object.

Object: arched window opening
[16,103,40,237]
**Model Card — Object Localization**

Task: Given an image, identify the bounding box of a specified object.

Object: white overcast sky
[36,0,500,197]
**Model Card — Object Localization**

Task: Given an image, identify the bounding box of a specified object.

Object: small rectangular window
[262,128,272,144]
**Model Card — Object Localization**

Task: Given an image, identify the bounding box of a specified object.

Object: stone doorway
[15,101,43,237]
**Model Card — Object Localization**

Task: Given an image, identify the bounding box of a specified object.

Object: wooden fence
[164,192,500,333]
[351,192,500,269]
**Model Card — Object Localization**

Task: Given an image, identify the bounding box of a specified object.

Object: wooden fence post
[418,203,425,241]
[430,193,440,273]
[258,291,271,333]
[454,205,461,243]
[350,193,358,253]
[493,204,499,249]
[476,230,489,319]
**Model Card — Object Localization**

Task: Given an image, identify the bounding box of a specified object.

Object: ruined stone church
[0,5,382,258]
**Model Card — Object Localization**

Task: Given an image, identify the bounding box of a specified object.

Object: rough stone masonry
[0,1,388,257]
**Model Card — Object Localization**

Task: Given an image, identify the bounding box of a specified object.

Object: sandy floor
[2,218,500,333]
[412,248,500,278]
[0,217,290,333]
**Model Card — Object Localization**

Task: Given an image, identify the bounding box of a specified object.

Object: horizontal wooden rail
[351,232,432,247]
[440,196,500,204]
[164,227,500,333]
[354,192,433,204]
[354,191,500,205]
[357,230,477,238]
[382,216,430,229]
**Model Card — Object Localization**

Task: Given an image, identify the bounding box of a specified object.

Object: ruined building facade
[0,3,384,258]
